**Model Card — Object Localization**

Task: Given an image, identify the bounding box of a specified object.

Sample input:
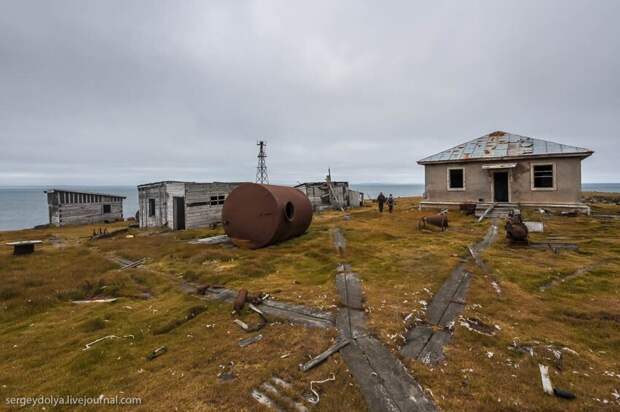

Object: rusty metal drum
[222,183,313,249]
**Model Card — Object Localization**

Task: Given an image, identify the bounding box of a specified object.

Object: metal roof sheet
[418,131,593,164]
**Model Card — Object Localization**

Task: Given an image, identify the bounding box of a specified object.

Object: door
[173,197,186,230]
[493,172,509,202]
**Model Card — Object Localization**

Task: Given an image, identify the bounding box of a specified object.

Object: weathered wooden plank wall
[185,182,239,229]
[47,189,124,226]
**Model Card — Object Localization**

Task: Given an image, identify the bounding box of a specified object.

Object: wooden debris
[539,364,554,395]
[402,223,498,364]
[188,235,231,245]
[300,339,351,372]
[529,242,579,253]
[82,334,134,351]
[478,203,496,222]
[146,346,167,360]
[239,334,263,347]
[119,258,146,270]
[233,319,250,331]
[335,272,363,310]
[330,227,347,256]
[260,382,309,412]
[72,298,118,304]
[251,389,279,410]
[196,284,334,328]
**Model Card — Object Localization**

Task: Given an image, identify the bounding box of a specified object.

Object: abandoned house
[137,181,241,230]
[417,131,594,214]
[295,181,364,210]
[45,189,125,226]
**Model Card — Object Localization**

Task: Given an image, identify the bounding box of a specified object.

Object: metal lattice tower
[256,140,269,184]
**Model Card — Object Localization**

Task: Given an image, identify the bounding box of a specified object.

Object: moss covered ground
[0,196,618,411]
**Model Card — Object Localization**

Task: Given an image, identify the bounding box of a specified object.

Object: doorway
[493,172,509,202]
[173,197,186,230]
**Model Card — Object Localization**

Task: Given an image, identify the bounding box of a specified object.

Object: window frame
[103,204,112,214]
[447,167,466,191]
[530,162,556,191]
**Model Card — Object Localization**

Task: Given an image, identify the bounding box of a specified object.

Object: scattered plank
[402,224,498,365]
[146,346,167,360]
[239,334,263,347]
[188,235,231,245]
[539,364,554,395]
[336,272,363,310]
[477,203,496,222]
[82,334,134,351]
[72,298,118,304]
[300,339,351,372]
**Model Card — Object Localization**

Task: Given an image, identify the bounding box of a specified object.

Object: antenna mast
[256,140,269,184]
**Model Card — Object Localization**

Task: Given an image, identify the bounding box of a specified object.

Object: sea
[0,183,618,232]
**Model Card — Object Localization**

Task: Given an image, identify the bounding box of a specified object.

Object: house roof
[417,131,593,165]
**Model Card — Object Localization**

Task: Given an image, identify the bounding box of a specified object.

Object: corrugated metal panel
[418,131,592,163]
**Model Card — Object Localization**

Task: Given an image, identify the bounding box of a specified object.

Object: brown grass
[1,197,619,411]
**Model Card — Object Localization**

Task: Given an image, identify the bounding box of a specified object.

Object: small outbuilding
[45,189,125,226]
[417,131,593,214]
[295,181,364,210]
[137,181,241,230]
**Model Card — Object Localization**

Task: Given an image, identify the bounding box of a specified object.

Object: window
[209,194,226,206]
[532,164,554,189]
[148,199,156,216]
[448,168,465,190]
[103,204,111,214]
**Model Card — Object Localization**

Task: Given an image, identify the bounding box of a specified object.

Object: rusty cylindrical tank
[222,183,313,249]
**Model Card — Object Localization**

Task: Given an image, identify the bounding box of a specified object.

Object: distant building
[295,181,364,210]
[137,181,241,230]
[417,131,593,214]
[45,189,125,226]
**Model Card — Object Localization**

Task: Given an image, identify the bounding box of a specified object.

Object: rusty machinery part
[233,289,249,312]
[505,214,529,242]
[233,288,264,312]
[418,213,449,231]
[222,183,313,249]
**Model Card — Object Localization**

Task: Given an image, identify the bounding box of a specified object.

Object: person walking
[377,192,386,213]
[387,194,395,213]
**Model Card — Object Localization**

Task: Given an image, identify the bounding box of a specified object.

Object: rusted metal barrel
[222,183,313,249]
[505,214,529,242]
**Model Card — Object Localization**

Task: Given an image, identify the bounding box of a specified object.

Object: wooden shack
[45,189,125,226]
[295,181,364,210]
[137,181,241,230]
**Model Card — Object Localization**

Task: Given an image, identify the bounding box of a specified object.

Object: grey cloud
[1,0,618,185]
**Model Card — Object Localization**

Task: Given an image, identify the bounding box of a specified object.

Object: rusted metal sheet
[234,289,249,312]
[222,183,313,249]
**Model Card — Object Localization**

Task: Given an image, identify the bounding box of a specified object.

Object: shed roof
[417,131,593,165]
[45,189,126,199]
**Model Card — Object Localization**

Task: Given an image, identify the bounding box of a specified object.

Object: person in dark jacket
[387,194,395,213]
[377,192,386,212]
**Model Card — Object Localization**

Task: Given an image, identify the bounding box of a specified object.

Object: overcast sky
[1,1,618,186]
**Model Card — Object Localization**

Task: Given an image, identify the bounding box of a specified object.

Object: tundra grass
[1,197,619,411]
